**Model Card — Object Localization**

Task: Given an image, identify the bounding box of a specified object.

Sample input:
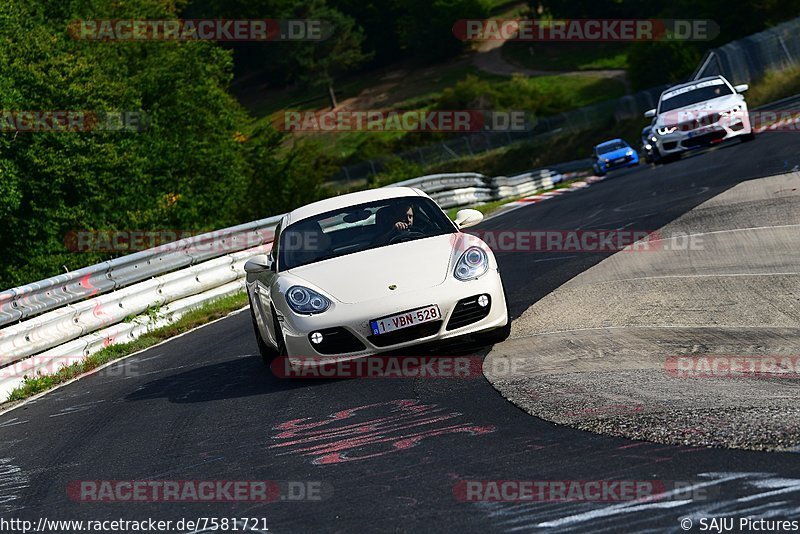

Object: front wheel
[740,131,756,142]
[250,304,279,365]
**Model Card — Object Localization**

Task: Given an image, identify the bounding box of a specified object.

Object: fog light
[477,295,490,308]
[310,332,324,344]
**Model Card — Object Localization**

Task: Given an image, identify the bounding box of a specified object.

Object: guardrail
[0,170,564,397]
[0,217,282,329]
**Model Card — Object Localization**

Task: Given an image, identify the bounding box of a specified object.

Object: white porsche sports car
[244,187,510,365]
[644,75,754,162]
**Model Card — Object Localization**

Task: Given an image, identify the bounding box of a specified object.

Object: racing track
[2,131,800,533]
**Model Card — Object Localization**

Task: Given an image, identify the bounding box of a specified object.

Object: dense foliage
[0,0,333,288]
[537,0,800,90]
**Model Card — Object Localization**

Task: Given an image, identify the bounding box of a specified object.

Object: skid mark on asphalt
[0,458,29,514]
[0,418,28,428]
[269,399,496,466]
[467,472,800,532]
[48,400,105,418]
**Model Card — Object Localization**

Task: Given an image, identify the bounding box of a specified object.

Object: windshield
[597,141,628,154]
[278,196,457,270]
[659,79,733,113]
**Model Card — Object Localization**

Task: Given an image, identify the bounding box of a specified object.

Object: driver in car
[374,203,414,244]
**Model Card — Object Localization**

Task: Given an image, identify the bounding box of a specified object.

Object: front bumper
[597,153,639,173]
[278,270,508,360]
[655,113,752,155]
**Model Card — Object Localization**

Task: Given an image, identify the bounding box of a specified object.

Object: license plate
[370,305,441,335]
[689,126,716,138]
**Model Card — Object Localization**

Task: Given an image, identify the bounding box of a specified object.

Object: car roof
[662,76,727,94]
[285,186,426,226]
[595,138,627,148]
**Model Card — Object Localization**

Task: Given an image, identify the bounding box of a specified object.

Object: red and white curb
[753,113,800,134]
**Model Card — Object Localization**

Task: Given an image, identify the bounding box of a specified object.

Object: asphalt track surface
[3,131,800,533]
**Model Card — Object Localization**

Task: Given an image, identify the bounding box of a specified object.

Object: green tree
[0,0,252,287]
[396,0,488,62]
[281,0,372,108]
[627,40,701,91]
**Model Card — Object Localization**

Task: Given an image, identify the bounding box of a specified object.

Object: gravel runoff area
[484,170,800,451]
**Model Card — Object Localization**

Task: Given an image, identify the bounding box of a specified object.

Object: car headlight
[720,105,742,116]
[650,136,658,142]
[657,126,677,135]
[286,286,330,314]
[454,247,489,281]
[626,149,633,156]
[603,158,610,163]
[644,144,652,150]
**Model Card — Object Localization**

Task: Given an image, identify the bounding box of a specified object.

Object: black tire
[250,303,279,365]
[740,131,756,142]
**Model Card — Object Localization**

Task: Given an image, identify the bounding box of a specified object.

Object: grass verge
[5,291,249,403]
[502,41,630,71]
[747,66,800,108]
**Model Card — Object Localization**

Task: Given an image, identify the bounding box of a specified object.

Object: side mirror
[244,254,273,274]
[644,109,656,119]
[734,84,749,93]
[453,208,484,229]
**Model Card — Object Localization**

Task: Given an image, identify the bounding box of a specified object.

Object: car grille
[446,295,492,331]
[682,129,727,148]
[309,328,366,355]
[367,321,443,347]
[607,154,632,166]
[677,113,720,131]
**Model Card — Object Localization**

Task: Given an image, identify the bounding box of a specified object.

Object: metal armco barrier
[0,215,282,329]
[0,170,566,398]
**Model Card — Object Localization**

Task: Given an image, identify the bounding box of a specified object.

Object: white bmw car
[244,187,510,365]
[644,75,754,162]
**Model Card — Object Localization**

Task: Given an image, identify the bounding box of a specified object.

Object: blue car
[591,139,639,176]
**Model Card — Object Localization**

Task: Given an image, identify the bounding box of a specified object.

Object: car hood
[286,233,457,304]
[656,94,743,127]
